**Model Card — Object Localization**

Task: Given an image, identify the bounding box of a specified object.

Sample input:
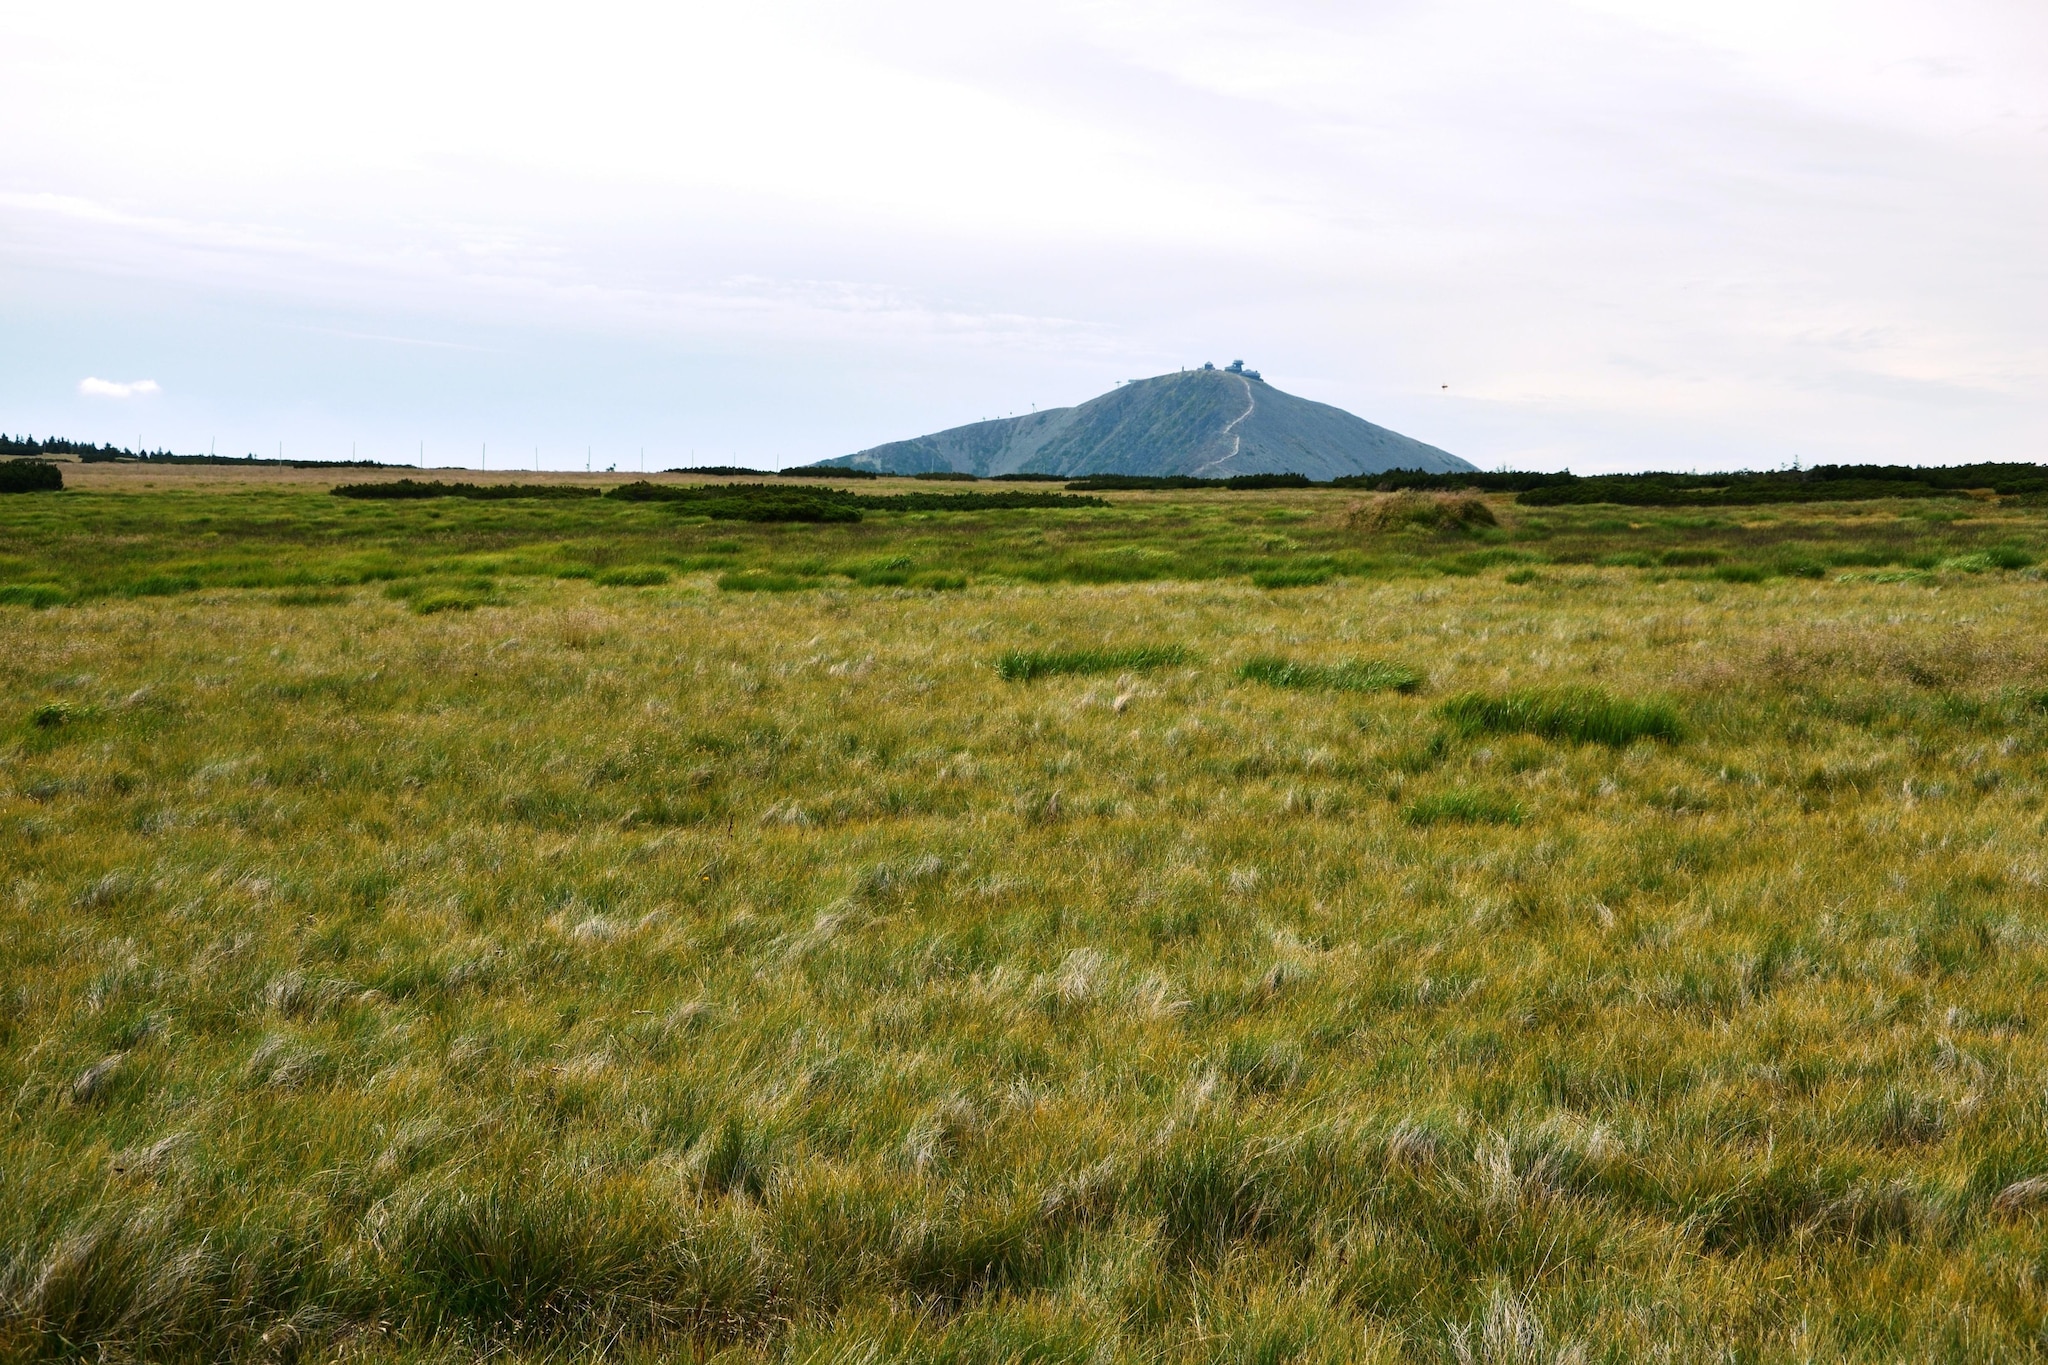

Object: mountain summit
[821,364,1474,479]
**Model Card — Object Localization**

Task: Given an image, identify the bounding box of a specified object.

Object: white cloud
[78,377,161,399]
[4,3,2046,468]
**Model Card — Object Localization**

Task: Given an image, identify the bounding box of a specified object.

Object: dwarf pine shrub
[332,479,601,500]
[1437,686,1684,746]
[609,482,1101,522]
[0,459,62,493]
[610,482,862,522]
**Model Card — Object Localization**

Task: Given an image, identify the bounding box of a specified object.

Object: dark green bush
[1062,473,1311,491]
[611,482,1099,521]
[0,459,62,493]
[332,480,602,500]
[1223,473,1314,489]
[610,483,862,522]
[1514,463,2048,506]
[1437,687,1684,746]
[865,490,1106,513]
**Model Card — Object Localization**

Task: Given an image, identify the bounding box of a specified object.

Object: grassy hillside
[5,472,2048,1362]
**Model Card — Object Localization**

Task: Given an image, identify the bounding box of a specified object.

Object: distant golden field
[5,470,2048,1362]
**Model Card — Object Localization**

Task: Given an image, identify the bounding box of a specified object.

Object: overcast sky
[3,0,2044,471]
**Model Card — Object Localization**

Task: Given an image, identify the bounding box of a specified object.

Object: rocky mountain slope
[822,366,1472,478]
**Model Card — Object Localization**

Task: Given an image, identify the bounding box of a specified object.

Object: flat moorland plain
[3,463,2043,604]
[4,468,2048,1363]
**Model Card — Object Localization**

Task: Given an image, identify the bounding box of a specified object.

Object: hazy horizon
[4,1,2044,473]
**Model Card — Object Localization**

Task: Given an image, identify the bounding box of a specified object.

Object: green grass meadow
[5,476,2048,1361]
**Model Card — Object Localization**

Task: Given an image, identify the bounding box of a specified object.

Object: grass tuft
[123,573,200,598]
[0,583,67,608]
[996,645,1191,681]
[1403,789,1525,825]
[1985,543,2038,570]
[1349,492,1497,534]
[594,565,671,587]
[1437,686,1685,746]
[1250,566,1333,589]
[30,701,74,728]
[718,570,818,592]
[384,579,502,614]
[1238,656,1424,694]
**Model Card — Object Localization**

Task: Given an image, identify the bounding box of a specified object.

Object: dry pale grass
[4,561,2048,1363]
[1678,615,2048,694]
[1347,491,1500,534]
